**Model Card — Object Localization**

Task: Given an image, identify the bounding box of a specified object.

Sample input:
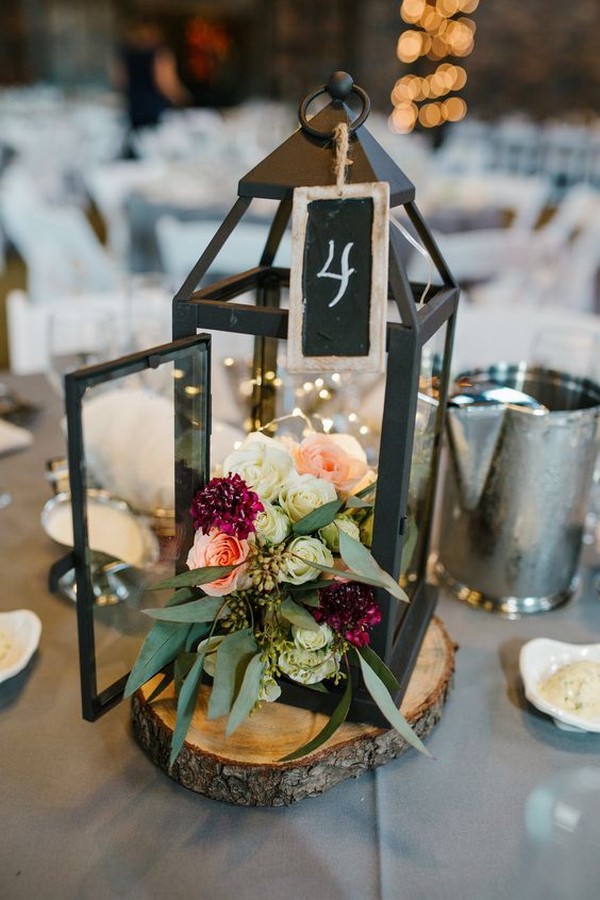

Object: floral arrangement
[124,429,429,766]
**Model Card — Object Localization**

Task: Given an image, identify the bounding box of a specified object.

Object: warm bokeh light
[400,0,427,23]
[397,30,428,63]
[394,0,479,131]
[418,101,444,127]
[436,0,460,15]
[444,17,476,56]
[420,6,444,32]
[442,95,467,121]
[458,0,479,12]
[389,101,419,133]
[451,64,467,90]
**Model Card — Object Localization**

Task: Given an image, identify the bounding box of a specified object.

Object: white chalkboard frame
[287,181,390,374]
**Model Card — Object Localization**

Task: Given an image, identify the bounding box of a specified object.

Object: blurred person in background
[113,14,190,155]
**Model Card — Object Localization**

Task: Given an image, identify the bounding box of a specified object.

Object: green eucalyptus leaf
[278,675,352,762]
[355,478,377,499]
[185,621,211,651]
[338,530,409,603]
[124,621,191,698]
[151,564,237,591]
[166,586,201,607]
[280,597,321,632]
[345,495,373,509]
[288,589,320,608]
[358,645,401,697]
[337,527,383,576]
[169,651,206,768]
[142,596,224,623]
[226,654,266,736]
[207,629,257,721]
[292,557,405,598]
[288,578,332,593]
[356,651,430,757]
[174,651,198,693]
[291,499,343,535]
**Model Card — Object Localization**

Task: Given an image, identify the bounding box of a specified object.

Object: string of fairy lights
[391,0,480,134]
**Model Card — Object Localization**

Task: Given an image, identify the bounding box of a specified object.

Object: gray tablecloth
[1,374,599,900]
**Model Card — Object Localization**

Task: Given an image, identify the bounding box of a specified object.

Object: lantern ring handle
[298,76,371,140]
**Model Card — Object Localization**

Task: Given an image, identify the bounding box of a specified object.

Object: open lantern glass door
[56,335,211,719]
[165,72,459,727]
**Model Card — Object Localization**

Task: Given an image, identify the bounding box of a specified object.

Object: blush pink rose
[293,433,368,494]
[186,529,251,596]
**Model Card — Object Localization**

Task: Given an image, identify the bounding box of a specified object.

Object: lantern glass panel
[400,320,448,598]
[207,282,383,463]
[63,335,211,718]
[259,364,383,464]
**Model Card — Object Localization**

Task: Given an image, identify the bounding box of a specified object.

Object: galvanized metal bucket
[435,363,600,617]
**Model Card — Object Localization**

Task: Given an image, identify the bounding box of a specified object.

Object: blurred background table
[1,372,599,900]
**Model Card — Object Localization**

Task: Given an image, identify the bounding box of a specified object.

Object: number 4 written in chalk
[316,240,355,307]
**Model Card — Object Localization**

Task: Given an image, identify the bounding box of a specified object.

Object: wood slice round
[132,616,456,806]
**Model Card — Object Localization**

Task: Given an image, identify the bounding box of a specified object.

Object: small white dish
[520,638,600,733]
[0,609,42,684]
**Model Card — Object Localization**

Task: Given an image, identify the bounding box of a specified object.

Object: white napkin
[83,388,175,513]
[82,388,245,513]
[0,418,33,456]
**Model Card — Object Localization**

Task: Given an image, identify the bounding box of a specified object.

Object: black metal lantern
[57,72,458,730]
[167,72,460,726]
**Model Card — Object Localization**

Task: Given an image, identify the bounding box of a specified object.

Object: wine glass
[124,273,173,395]
[530,326,600,382]
[124,272,172,351]
[47,305,118,398]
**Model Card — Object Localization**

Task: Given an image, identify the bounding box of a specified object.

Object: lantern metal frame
[167,74,460,727]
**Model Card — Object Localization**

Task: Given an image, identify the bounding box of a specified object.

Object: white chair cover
[0,164,119,302]
[155,215,292,285]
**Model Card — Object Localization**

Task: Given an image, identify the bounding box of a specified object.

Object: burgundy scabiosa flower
[190,473,263,540]
[314,581,382,647]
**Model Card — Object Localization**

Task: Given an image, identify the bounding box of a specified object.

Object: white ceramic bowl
[0,609,42,684]
[520,638,600,732]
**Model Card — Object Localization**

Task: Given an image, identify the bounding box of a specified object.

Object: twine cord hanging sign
[333,121,352,192]
[287,121,390,374]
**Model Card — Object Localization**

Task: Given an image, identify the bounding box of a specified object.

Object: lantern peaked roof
[239,97,416,207]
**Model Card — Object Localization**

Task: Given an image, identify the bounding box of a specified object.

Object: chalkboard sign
[288,182,389,373]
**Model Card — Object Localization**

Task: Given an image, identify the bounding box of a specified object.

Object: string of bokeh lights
[391,0,480,133]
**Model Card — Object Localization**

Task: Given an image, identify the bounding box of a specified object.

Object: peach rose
[293,433,368,494]
[186,529,251,596]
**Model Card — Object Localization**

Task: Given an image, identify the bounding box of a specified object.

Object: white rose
[223,433,294,502]
[278,472,337,523]
[278,646,340,685]
[283,535,333,585]
[254,500,291,545]
[293,622,334,651]
[319,516,361,552]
